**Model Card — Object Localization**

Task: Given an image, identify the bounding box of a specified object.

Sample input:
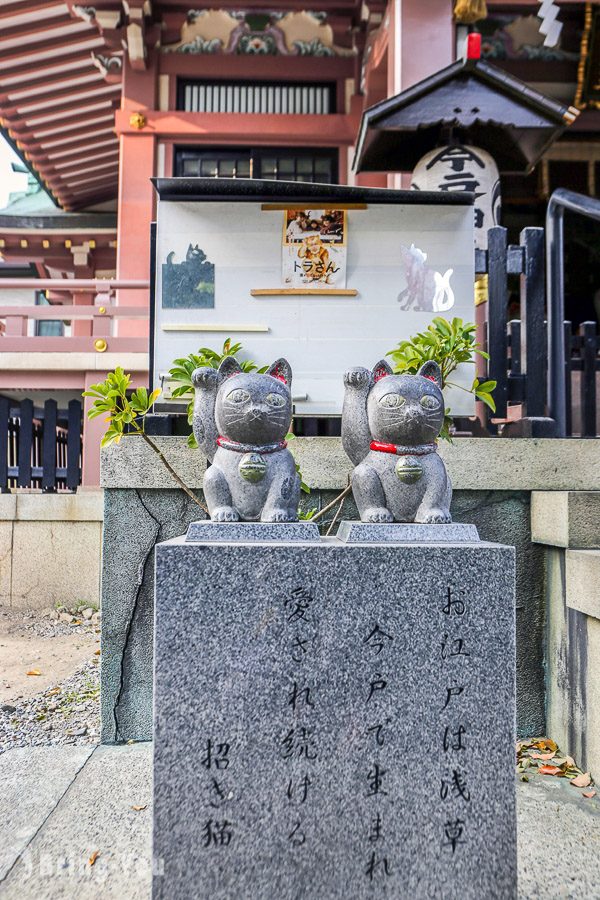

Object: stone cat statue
[192,357,300,522]
[342,359,452,524]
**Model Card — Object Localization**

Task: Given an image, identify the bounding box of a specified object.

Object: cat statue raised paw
[192,357,300,522]
[342,359,452,524]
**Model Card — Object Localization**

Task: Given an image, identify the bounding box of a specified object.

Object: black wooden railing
[0,396,82,491]
[479,225,600,437]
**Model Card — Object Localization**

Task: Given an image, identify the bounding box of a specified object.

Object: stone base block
[186,521,321,543]
[336,521,480,544]
[153,533,516,899]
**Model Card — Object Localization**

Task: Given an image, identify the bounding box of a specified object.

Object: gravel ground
[0,609,100,755]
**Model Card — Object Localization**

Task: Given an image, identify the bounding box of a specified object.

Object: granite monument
[153,531,517,898]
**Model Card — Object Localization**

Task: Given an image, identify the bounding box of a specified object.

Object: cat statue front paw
[364,507,394,524]
[262,508,295,523]
[420,509,452,525]
[212,506,240,522]
[344,367,371,389]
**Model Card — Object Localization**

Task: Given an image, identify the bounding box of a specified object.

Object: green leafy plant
[386,317,496,441]
[169,339,267,448]
[83,367,207,513]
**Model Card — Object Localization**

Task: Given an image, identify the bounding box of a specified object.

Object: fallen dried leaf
[94,649,101,656]
[126,739,136,745]
[26,670,42,676]
[46,687,61,696]
[533,738,558,753]
[570,772,592,788]
[131,805,147,811]
[565,755,575,767]
[89,851,100,866]
[538,765,562,776]
[550,758,568,767]
[530,751,555,761]
[583,790,596,799]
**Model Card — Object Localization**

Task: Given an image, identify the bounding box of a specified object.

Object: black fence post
[580,321,597,437]
[42,399,58,492]
[519,228,546,417]
[564,321,573,437]
[17,399,33,489]
[66,399,82,491]
[487,226,508,420]
[0,396,8,492]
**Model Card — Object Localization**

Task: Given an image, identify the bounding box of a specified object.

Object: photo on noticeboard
[161,244,215,308]
[282,208,347,289]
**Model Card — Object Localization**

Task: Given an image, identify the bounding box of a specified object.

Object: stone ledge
[566,550,600,620]
[0,491,104,522]
[532,492,600,549]
[102,436,600,492]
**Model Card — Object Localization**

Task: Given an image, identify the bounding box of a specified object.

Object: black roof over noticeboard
[152,177,474,205]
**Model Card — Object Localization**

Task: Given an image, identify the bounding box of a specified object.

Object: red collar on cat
[370,441,436,456]
[217,436,287,453]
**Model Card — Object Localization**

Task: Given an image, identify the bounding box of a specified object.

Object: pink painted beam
[0,306,148,321]
[2,82,120,118]
[0,336,148,352]
[0,65,99,101]
[114,109,360,144]
[26,136,118,163]
[0,306,150,318]
[0,279,148,291]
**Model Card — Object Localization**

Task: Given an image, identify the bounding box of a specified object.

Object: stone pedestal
[153,525,516,899]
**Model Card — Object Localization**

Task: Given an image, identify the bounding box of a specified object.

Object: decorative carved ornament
[163,9,355,57]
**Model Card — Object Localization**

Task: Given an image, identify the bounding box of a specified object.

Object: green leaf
[476,391,496,413]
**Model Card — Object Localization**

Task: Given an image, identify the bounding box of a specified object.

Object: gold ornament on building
[453,0,487,25]
[94,339,108,353]
[474,273,489,307]
[129,112,146,130]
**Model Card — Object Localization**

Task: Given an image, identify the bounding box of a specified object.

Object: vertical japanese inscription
[362,623,394,882]
[280,586,319,851]
[200,738,235,851]
[440,587,472,856]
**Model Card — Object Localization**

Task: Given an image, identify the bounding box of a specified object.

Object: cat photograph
[192,357,300,522]
[342,359,452,524]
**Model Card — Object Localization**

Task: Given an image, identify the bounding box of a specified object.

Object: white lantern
[411,144,501,250]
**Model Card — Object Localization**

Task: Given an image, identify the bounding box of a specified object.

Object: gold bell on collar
[395,455,423,484]
[239,452,267,483]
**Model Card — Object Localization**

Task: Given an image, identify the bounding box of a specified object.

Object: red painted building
[0,0,598,482]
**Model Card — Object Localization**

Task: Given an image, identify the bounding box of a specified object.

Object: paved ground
[0,744,599,899]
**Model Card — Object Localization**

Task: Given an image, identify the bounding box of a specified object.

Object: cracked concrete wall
[101,487,544,743]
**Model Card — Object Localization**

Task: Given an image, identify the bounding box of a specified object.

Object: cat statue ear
[372,359,393,382]
[267,358,292,386]
[417,360,443,389]
[218,356,242,380]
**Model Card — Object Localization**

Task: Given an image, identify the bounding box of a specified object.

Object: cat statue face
[214,358,292,446]
[367,360,445,445]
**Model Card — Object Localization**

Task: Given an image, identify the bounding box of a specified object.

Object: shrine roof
[0,1,122,211]
[354,53,579,174]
